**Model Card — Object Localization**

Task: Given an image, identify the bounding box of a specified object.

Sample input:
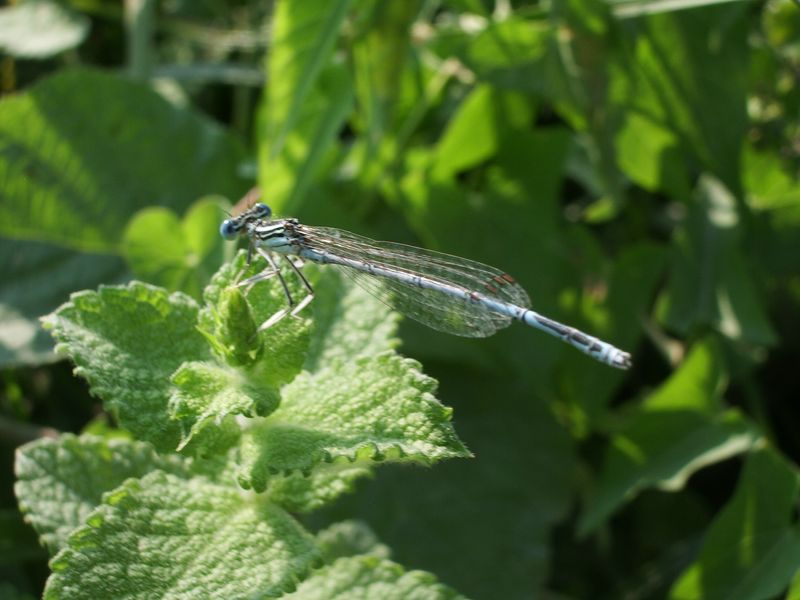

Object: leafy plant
[2,0,800,598]
[16,251,469,598]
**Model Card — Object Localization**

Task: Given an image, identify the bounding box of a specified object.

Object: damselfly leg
[233,249,316,333]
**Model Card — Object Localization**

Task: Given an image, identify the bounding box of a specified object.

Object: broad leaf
[578,339,761,535]
[282,555,467,600]
[303,268,400,373]
[314,520,390,562]
[122,198,228,300]
[259,1,354,212]
[658,176,777,345]
[44,470,321,600]
[670,447,800,600]
[0,237,127,366]
[41,282,210,450]
[312,396,577,599]
[238,352,470,492]
[0,68,248,252]
[14,434,187,555]
[172,251,312,451]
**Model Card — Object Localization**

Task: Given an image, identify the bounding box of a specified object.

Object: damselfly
[220,202,632,369]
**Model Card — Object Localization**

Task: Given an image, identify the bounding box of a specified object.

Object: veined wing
[297,225,531,337]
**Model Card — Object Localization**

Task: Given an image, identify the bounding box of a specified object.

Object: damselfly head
[220,202,274,240]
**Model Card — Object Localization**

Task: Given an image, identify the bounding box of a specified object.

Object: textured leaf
[44,470,321,600]
[0,236,127,366]
[670,447,800,600]
[14,434,187,555]
[312,396,577,598]
[238,352,469,492]
[199,251,311,375]
[314,520,390,563]
[578,339,762,536]
[41,282,211,450]
[303,268,400,373]
[264,463,374,514]
[282,555,467,600]
[122,198,227,300]
[0,68,247,252]
[0,0,89,58]
[170,251,312,451]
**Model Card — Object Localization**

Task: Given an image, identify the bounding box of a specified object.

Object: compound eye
[219,219,239,240]
[253,203,272,219]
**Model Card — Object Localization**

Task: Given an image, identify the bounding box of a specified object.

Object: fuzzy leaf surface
[41,282,210,450]
[303,268,400,373]
[282,555,467,600]
[14,434,187,555]
[314,520,390,563]
[44,470,320,600]
[170,252,312,451]
[238,352,470,492]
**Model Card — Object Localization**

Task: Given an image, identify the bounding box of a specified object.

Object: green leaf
[743,144,800,211]
[264,464,374,514]
[658,176,777,345]
[313,397,577,598]
[259,0,354,212]
[281,555,467,600]
[433,84,533,178]
[170,251,312,451]
[561,241,668,421]
[262,0,352,159]
[238,352,470,493]
[578,339,762,536]
[448,17,552,93]
[615,111,690,198]
[44,470,321,600]
[14,434,187,555]
[122,198,227,300]
[0,236,126,366]
[670,447,800,600]
[41,282,211,451]
[303,268,400,373]
[314,520,390,563]
[199,250,311,378]
[0,0,89,58]
[610,5,749,192]
[0,68,247,252]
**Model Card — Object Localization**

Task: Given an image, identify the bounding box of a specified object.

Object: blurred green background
[1,0,800,598]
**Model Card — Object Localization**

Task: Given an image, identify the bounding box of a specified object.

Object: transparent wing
[297,225,531,338]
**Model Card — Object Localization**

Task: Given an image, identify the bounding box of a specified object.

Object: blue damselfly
[220,202,632,369]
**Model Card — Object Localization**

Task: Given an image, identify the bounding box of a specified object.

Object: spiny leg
[282,255,315,316]
[256,248,296,308]
[237,249,297,334]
